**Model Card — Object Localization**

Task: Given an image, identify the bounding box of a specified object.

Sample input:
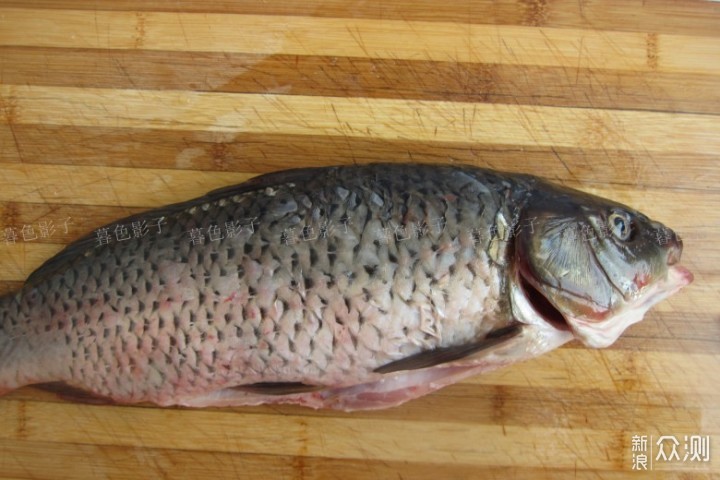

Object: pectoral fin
[374,324,523,374]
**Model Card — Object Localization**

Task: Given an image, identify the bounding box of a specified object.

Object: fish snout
[666,234,683,266]
[663,232,693,286]
[652,220,683,266]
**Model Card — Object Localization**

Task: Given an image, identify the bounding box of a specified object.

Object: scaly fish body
[0,164,692,410]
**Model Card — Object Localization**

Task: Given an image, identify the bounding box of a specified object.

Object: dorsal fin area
[202,166,331,200]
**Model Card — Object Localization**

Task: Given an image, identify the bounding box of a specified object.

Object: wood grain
[5,47,720,116]
[4,86,720,155]
[1,0,719,37]
[1,9,720,74]
[0,1,718,478]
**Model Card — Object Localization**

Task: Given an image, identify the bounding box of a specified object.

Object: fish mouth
[518,270,570,331]
[569,265,693,348]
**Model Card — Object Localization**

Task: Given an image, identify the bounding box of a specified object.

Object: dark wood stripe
[0,437,659,480]
[2,0,720,36]
[0,124,18,163]
[2,125,719,192]
[2,47,719,114]
[433,384,719,424]
[430,385,714,428]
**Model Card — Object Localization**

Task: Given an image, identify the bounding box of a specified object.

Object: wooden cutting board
[0,1,718,478]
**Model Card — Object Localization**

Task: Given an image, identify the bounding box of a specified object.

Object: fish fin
[203,166,332,199]
[35,382,116,405]
[231,382,325,396]
[374,324,523,374]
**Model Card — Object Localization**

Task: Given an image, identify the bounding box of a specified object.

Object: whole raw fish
[0,164,692,410]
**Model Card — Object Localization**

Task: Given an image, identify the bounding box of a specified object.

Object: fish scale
[0,164,523,404]
[0,163,691,410]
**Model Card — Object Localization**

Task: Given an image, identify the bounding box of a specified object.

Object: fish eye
[608,211,634,241]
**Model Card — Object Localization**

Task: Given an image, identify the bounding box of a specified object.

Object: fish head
[512,182,693,348]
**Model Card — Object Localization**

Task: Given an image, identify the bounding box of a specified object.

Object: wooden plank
[0,397,717,473]
[469,350,720,399]
[0,2,717,478]
[1,0,719,37]
[0,398,707,470]
[2,86,720,155]
[0,9,719,75]
[0,242,64,282]
[0,162,251,207]
[2,47,720,114]
[3,438,712,480]
[0,123,19,162]
[2,125,719,191]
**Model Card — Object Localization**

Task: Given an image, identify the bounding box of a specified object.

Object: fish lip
[564,264,693,348]
[670,265,694,286]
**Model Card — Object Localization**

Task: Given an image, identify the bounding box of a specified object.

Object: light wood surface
[0,1,718,478]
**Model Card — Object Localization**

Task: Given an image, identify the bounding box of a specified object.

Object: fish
[0,163,693,410]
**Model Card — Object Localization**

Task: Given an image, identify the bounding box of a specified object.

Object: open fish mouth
[517,271,570,332]
[515,264,694,347]
[568,265,693,348]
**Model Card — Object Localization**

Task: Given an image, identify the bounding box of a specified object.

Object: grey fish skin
[0,164,691,410]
